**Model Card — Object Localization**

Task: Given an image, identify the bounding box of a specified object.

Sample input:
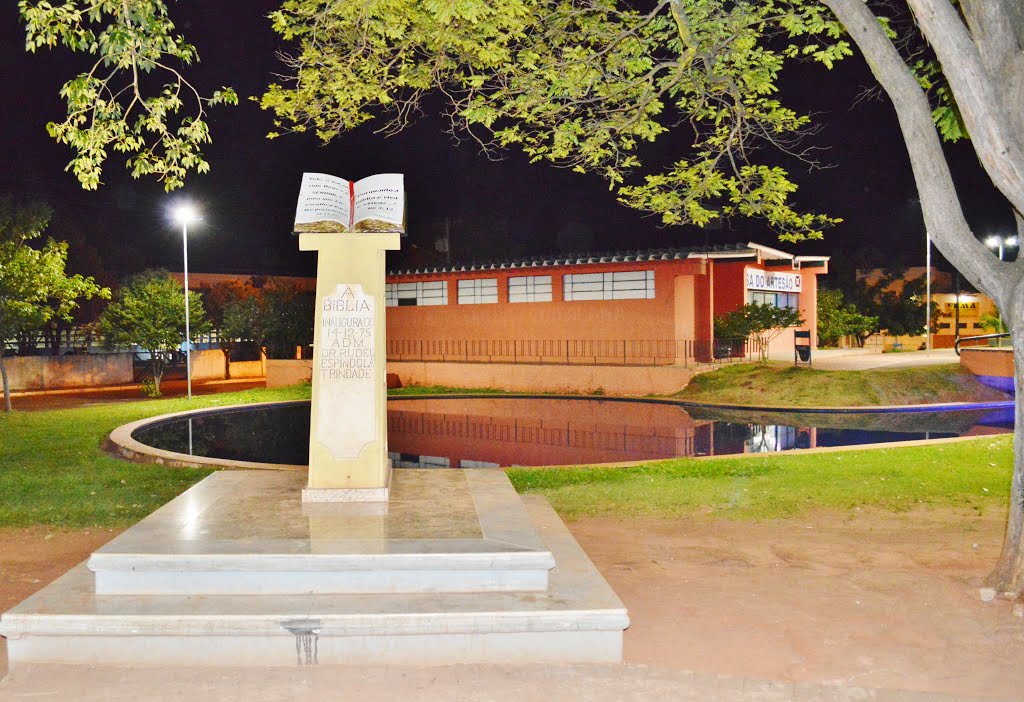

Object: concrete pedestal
[0,469,629,667]
[300,232,400,502]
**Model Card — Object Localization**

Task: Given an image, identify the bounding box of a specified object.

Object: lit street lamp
[172,203,201,400]
[985,234,1018,261]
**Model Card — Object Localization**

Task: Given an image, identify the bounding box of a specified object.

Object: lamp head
[985,235,1001,248]
[172,203,201,225]
[1007,236,1019,248]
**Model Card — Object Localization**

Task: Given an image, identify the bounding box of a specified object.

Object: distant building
[175,241,830,368]
[385,242,828,363]
[932,291,1000,346]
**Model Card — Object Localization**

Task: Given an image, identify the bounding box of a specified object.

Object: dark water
[130,397,1014,468]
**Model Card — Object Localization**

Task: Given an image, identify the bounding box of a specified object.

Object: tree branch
[906,0,1024,218]
[820,0,1004,301]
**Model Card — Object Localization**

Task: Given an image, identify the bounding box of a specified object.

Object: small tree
[99,270,209,396]
[980,311,1007,335]
[816,288,878,348]
[0,199,107,411]
[850,273,936,339]
[714,303,804,363]
[204,279,262,379]
[258,281,313,360]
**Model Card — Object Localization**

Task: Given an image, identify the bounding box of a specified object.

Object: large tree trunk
[822,0,1024,592]
[989,309,1024,592]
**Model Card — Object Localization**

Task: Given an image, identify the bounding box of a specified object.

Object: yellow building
[931,292,1001,347]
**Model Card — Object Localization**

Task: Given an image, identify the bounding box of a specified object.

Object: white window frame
[457,278,499,305]
[508,275,553,303]
[385,280,448,307]
[563,270,655,301]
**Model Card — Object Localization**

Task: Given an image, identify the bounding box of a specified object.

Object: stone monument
[300,231,400,502]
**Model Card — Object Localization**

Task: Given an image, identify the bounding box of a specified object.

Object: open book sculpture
[294,172,405,234]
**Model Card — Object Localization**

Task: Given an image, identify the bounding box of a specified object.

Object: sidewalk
[1,662,1013,702]
[6,377,265,411]
[772,347,961,371]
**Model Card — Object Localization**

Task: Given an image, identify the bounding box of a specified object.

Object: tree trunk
[222,345,232,380]
[151,355,165,397]
[0,351,11,412]
[822,0,1023,591]
[987,311,1024,593]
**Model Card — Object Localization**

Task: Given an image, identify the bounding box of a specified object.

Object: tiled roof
[387,243,757,276]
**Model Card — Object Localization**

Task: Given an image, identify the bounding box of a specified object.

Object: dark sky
[0,2,1015,283]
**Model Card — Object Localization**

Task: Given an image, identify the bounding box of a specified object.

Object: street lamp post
[985,234,1019,261]
[172,204,201,400]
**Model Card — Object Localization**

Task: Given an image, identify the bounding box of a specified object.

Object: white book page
[294,172,351,232]
[352,173,405,232]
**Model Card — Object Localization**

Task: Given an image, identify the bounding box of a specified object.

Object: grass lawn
[0,385,309,528]
[675,362,1009,407]
[0,377,1014,528]
[508,437,1012,520]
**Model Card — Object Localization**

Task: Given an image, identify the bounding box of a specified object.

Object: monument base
[0,470,629,667]
[302,459,393,503]
[301,485,389,503]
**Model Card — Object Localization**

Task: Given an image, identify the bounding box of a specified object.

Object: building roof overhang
[387,242,818,277]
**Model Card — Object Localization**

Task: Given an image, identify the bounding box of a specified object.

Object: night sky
[0,2,1015,284]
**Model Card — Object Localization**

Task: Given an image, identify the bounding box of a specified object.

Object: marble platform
[87,470,554,595]
[1,470,629,667]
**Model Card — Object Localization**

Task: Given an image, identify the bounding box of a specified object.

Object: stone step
[1,495,629,667]
[87,469,555,595]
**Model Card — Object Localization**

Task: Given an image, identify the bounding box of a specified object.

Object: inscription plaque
[317,283,376,459]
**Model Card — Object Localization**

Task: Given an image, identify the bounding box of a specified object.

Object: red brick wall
[386,259,706,344]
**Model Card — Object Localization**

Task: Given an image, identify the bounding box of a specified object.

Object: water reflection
[130,397,1013,468]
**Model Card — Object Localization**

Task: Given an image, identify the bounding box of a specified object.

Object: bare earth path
[2,507,1023,700]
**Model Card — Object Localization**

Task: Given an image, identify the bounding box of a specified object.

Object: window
[563,270,655,301]
[457,278,498,305]
[385,281,448,307]
[508,275,552,303]
[973,322,984,329]
[748,291,799,310]
[938,322,951,329]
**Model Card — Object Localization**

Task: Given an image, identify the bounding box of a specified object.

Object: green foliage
[139,376,159,398]
[258,282,313,359]
[714,302,804,362]
[979,310,1006,335]
[260,0,849,241]
[816,288,878,347]
[24,1,852,238]
[850,272,934,338]
[19,0,237,191]
[0,197,108,410]
[912,59,968,143]
[98,269,209,395]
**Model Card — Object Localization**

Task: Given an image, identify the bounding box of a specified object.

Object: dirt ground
[2,508,1024,699]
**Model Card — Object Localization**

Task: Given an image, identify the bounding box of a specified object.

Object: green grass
[388,384,506,396]
[675,363,1008,407]
[508,436,1013,520]
[0,378,1015,528]
[0,385,311,528]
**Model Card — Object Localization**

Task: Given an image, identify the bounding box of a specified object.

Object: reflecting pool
[129,397,1014,468]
